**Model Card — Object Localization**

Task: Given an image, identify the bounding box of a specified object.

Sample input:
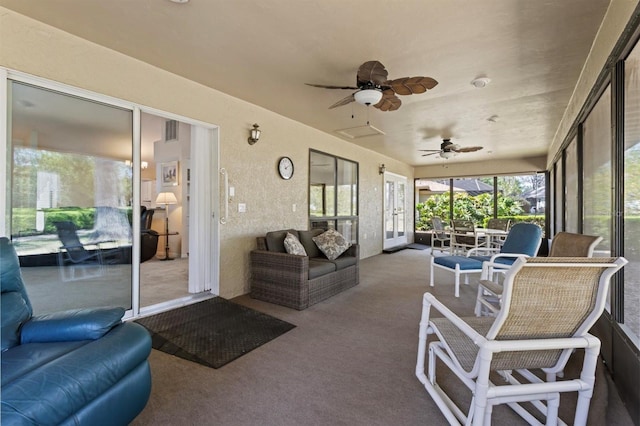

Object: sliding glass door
[8,81,134,314]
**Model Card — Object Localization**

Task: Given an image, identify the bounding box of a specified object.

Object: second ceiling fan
[306,60,438,112]
[420,138,483,158]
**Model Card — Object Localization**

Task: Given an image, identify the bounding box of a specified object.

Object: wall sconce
[378,164,386,175]
[248,123,261,145]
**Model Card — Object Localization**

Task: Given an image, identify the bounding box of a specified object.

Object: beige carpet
[131,249,633,425]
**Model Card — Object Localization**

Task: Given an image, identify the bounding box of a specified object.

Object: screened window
[549,168,556,236]
[415,179,451,231]
[583,86,612,256]
[554,160,564,233]
[309,150,358,242]
[415,173,544,231]
[623,43,640,340]
[565,137,579,233]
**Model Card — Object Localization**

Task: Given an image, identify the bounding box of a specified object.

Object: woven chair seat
[430,317,492,372]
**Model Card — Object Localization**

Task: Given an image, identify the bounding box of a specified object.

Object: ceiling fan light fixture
[440,151,456,159]
[354,89,383,106]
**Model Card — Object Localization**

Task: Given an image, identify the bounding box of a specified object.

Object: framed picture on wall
[161,161,179,187]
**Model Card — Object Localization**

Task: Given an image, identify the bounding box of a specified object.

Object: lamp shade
[354,89,383,106]
[156,192,178,205]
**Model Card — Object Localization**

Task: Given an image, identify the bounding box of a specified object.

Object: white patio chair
[475,232,603,316]
[417,256,626,426]
[430,216,451,255]
[486,218,511,248]
[450,219,485,255]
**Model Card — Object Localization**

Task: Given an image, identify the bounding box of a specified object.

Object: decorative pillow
[312,229,351,260]
[284,232,307,256]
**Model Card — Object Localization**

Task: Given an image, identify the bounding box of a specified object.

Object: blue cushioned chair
[1,237,152,425]
[429,223,542,297]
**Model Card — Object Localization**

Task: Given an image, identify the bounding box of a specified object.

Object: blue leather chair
[429,223,542,297]
[140,206,159,262]
[1,237,152,425]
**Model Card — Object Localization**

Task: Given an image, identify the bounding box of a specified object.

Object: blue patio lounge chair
[429,222,542,297]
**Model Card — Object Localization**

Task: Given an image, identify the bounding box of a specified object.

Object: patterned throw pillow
[284,232,307,256]
[312,229,351,260]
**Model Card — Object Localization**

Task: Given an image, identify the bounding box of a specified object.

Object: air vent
[335,124,385,139]
[165,120,178,142]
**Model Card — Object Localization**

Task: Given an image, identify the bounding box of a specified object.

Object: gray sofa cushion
[266,229,299,253]
[328,255,357,270]
[298,229,325,258]
[308,259,336,279]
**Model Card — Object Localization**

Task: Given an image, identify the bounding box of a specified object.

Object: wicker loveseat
[250,229,359,310]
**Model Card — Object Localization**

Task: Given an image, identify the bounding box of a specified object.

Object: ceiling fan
[306,60,437,112]
[420,138,483,159]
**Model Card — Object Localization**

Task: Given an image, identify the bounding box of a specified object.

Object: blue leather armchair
[1,237,152,425]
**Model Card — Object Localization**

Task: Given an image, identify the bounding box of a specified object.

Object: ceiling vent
[165,120,178,142]
[335,124,385,139]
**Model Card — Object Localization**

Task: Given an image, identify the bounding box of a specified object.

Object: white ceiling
[0,0,612,166]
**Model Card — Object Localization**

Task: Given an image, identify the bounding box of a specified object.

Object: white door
[383,173,408,249]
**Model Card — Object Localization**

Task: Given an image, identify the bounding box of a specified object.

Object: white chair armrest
[422,293,486,343]
[467,247,500,257]
[488,252,531,263]
[480,254,529,281]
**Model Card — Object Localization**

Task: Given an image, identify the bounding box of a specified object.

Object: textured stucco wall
[0,8,413,299]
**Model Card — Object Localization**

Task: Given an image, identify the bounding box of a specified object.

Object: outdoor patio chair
[430,216,451,255]
[486,218,511,248]
[53,221,121,280]
[475,232,603,316]
[430,223,542,297]
[417,256,627,426]
[450,219,486,254]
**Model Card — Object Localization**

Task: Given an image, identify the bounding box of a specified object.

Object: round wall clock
[278,157,294,180]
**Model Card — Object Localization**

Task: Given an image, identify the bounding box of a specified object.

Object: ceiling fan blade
[328,93,356,109]
[386,77,439,95]
[306,83,359,90]
[421,152,440,157]
[374,90,401,111]
[357,61,388,86]
[418,149,441,152]
[454,146,483,153]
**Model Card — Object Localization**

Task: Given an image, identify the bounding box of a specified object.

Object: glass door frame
[383,172,408,249]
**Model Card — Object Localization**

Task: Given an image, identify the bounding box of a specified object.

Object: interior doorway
[139,112,218,312]
[383,172,408,250]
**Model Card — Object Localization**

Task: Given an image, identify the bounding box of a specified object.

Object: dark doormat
[383,245,407,253]
[135,297,295,369]
[407,243,429,250]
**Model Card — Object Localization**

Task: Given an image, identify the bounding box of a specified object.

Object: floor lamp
[155,191,178,261]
